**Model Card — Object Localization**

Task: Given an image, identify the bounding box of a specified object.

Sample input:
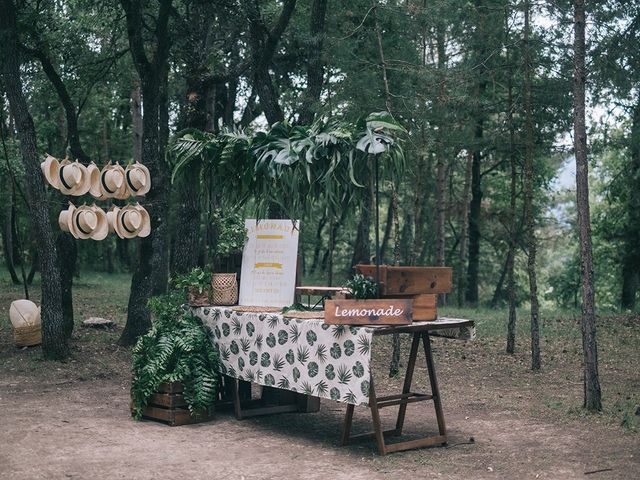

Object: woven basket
[212,273,238,306]
[14,324,42,347]
[187,287,211,307]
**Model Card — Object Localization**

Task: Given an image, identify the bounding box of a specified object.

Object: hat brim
[135,205,151,237]
[58,161,90,196]
[69,206,97,240]
[113,208,138,239]
[125,163,151,196]
[100,164,127,198]
[90,206,108,240]
[88,163,103,198]
[58,203,76,235]
[41,155,60,189]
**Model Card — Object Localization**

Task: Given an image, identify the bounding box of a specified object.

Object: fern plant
[131,291,219,419]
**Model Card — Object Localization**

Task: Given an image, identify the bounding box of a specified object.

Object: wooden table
[193,307,474,455]
[341,319,474,455]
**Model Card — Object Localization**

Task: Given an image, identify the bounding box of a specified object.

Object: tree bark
[244,0,297,124]
[458,151,473,307]
[573,0,602,411]
[119,0,172,345]
[2,200,21,284]
[506,19,518,353]
[131,82,142,163]
[298,0,328,125]
[466,141,482,305]
[523,1,541,370]
[0,0,69,359]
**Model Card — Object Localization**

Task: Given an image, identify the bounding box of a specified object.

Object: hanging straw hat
[58,203,108,240]
[87,162,103,199]
[124,162,151,196]
[53,159,91,196]
[9,299,41,327]
[99,162,128,199]
[108,204,151,239]
[41,154,60,189]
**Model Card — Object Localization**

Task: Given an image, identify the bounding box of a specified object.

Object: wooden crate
[354,265,452,296]
[412,294,437,321]
[137,382,215,426]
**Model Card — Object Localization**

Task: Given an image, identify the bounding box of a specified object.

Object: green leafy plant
[212,209,247,258]
[345,274,378,300]
[130,291,219,419]
[172,267,211,294]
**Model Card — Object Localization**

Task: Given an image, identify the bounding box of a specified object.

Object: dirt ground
[1,276,639,479]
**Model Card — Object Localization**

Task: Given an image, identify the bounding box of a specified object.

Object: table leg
[233,378,243,420]
[422,332,447,439]
[341,404,355,446]
[368,377,387,455]
[395,332,421,435]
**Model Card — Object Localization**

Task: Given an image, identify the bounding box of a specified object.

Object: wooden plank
[156,382,183,394]
[412,294,437,321]
[149,392,187,408]
[140,405,214,426]
[384,434,447,453]
[324,299,412,325]
[355,265,452,295]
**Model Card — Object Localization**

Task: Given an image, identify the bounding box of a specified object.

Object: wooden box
[412,294,437,321]
[354,265,452,296]
[138,382,215,426]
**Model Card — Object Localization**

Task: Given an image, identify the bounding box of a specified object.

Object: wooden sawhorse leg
[341,332,447,455]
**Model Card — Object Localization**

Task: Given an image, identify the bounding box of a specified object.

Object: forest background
[0,0,638,408]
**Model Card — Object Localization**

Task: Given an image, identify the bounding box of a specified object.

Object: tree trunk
[523,0,541,371]
[506,21,518,353]
[2,200,21,284]
[0,0,69,359]
[465,142,482,305]
[119,0,172,346]
[131,83,142,163]
[458,152,473,307]
[310,214,327,274]
[350,160,373,269]
[573,0,601,411]
[298,0,328,125]
[56,232,76,339]
[379,195,393,263]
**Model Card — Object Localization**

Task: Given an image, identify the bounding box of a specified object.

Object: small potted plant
[344,274,378,300]
[131,291,219,424]
[211,209,248,305]
[173,267,212,307]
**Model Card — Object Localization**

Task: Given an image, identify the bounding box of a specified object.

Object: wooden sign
[324,299,413,325]
[239,219,300,307]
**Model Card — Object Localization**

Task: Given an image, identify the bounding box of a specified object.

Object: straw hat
[108,203,151,239]
[9,299,41,328]
[87,162,103,199]
[41,154,60,189]
[124,162,151,196]
[99,163,128,199]
[58,203,109,240]
[54,159,91,196]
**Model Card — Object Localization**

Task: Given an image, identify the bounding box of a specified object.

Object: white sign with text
[239,219,300,307]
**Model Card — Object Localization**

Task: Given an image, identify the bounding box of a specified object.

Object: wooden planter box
[354,265,452,321]
[187,287,212,307]
[138,382,215,426]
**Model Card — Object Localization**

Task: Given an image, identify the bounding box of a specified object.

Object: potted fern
[345,274,378,300]
[211,209,247,305]
[173,267,212,307]
[131,291,219,423]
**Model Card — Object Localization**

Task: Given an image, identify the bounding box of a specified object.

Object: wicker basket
[14,324,42,347]
[211,273,238,306]
[187,287,212,307]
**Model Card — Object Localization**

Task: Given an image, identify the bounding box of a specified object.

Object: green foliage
[212,209,248,258]
[131,292,219,419]
[344,274,378,300]
[172,267,211,294]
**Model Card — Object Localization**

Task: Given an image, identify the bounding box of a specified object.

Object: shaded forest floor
[0,272,638,479]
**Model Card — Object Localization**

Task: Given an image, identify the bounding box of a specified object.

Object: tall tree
[523,0,541,370]
[573,0,602,411]
[0,0,69,359]
[118,0,173,346]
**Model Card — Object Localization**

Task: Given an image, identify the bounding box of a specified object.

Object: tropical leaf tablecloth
[194,307,374,406]
[193,308,477,406]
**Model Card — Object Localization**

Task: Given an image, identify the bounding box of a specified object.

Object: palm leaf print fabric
[194,308,375,406]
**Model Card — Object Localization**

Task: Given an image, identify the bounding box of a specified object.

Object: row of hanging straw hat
[58,203,151,240]
[41,155,150,199]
